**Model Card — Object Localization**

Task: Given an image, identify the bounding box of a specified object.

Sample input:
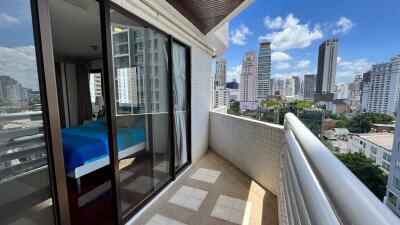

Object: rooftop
[357,133,394,150]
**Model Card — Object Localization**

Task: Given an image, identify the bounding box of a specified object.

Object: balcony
[126,107,400,225]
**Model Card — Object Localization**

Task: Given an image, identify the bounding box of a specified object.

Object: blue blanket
[62,119,145,171]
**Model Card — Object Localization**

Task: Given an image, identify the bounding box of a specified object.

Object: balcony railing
[209,108,400,225]
[282,112,400,225]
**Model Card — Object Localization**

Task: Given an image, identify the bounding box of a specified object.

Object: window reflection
[110,9,171,216]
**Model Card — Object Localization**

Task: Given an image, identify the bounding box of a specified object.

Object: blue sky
[223,0,400,84]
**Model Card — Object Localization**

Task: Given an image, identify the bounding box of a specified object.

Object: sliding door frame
[31,0,71,224]
[103,1,192,223]
[171,38,192,176]
[99,1,123,224]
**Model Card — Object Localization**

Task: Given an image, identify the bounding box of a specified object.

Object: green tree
[294,100,312,110]
[325,110,338,120]
[335,119,348,128]
[260,99,280,109]
[335,153,388,200]
[228,100,241,116]
[347,113,394,133]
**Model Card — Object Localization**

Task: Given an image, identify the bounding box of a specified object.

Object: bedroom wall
[55,62,79,128]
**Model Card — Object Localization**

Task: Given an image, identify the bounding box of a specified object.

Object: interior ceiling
[49,0,102,60]
[166,0,245,34]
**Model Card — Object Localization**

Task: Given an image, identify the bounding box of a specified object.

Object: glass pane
[48,0,114,224]
[0,1,55,225]
[172,43,188,169]
[110,9,171,216]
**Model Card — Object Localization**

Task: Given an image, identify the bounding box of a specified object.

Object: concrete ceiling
[49,0,102,60]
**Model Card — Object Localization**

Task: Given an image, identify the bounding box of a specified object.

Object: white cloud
[264,16,283,29]
[271,51,292,62]
[337,56,342,63]
[0,45,39,90]
[0,13,20,25]
[296,60,310,69]
[332,17,354,35]
[226,65,242,82]
[275,62,291,70]
[258,14,323,51]
[336,58,372,81]
[229,24,253,45]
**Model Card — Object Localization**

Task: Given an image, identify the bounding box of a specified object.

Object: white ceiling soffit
[49,0,102,60]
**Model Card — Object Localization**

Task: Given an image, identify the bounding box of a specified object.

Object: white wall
[209,111,283,195]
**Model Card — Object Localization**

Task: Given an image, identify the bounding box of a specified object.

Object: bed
[61,118,146,179]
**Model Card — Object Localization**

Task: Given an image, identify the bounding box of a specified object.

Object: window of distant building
[394,177,400,191]
[396,160,400,173]
[382,161,390,171]
[388,191,397,206]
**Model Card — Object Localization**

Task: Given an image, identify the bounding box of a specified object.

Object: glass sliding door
[48,0,115,224]
[0,1,56,224]
[109,8,171,217]
[172,42,190,171]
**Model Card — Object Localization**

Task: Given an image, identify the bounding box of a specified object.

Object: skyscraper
[360,70,371,112]
[315,39,339,100]
[367,56,400,115]
[240,51,257,102]
[304,74,316,100]
[293,76,300,95]
[257,42,271,101]
[214,57,227,87]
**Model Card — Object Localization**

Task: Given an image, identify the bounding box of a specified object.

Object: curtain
[172,43,187,168]
[77,65,93,124]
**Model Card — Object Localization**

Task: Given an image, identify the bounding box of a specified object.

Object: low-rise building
[370,123,395,133]
[347,133,393,173]
[324,128,349,140]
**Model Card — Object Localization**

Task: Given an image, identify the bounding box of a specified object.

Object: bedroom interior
[48,0,189,224]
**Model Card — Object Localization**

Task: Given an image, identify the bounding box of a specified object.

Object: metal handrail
[284,113,400,225]
[284,130,340,225]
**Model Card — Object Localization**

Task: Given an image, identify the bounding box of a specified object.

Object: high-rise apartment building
[213,85,230,108]
[367,56,400,115]
[385,98,400,216]
[304,74,316,100]
[257,42,271,101]
[360,71,371,112]
[89,72,103,103]
[284,78,295,97]
[293,76,300,95]
[214,57,227,87]
[240,51,257,102]
[315,39,339,100]
[349,75,363,111]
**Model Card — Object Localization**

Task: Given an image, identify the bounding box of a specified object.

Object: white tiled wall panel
[209,111,283,195]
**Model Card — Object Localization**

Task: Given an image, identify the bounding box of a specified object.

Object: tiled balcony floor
[132,151,278,225]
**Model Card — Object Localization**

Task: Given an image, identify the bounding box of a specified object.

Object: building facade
[315,39,339,101]
[304,74,316,100]
[360,70,371,112]
[256,42,271,102]
[385,98,400,216]
[214,57,227,87]
[240,51,258,102]
[367,56,400,115]
[347,133,393,173]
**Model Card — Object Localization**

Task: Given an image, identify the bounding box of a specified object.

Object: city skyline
[220,0,400,84]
